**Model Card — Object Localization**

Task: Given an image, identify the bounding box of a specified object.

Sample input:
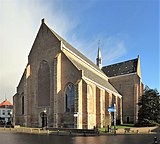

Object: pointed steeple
[96,47,102,69]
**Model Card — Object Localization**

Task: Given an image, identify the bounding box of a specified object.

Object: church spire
[96,41,102,69]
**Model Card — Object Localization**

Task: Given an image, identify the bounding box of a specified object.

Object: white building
[0,99,13,125]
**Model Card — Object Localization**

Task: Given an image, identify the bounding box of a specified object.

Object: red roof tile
[0,99,13,107]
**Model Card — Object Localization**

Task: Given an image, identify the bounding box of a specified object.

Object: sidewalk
[0,126,159,136]
[0,127,49,134]
[116,126,159,134]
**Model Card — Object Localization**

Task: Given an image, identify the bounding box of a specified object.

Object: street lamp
[41,108,47,130]
[74,112,79,128]
[113,103,116,135]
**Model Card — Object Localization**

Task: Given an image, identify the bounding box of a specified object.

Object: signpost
[108,105,116,112]
[74,113,78,128]
[74,113,78,117]
[108,103,116,134]
[74,112,83,129]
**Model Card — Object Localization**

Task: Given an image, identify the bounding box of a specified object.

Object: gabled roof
[44,22,120,95]
[45,23,106,77]
[63,50,119,94]
[0,99,13,107]
[102,58,138,77]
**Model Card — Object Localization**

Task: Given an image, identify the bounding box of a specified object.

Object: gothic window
[22,95,24,115]
[65,83,75,112]
[38,60,50,106]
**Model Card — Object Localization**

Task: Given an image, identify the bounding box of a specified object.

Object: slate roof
[46,24,106,76]
[102,58,138,77]
[64,51,119,94]
[45,23,120,95]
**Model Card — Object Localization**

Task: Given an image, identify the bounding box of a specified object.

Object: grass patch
[99,124,135,132]
[116,124,135,129]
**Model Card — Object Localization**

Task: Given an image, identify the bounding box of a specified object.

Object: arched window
[65,83,75,112]
[22,95,24,115]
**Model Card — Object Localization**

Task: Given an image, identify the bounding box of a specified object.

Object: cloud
[102,35,127,64]
[0,0,78,102]
[0,0,127,103]
[69,34,127,65]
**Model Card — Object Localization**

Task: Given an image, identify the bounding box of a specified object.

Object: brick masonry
[13,19,123,129]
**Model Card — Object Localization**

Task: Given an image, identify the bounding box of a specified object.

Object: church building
[102,56,143,123]
[13,19,142,128]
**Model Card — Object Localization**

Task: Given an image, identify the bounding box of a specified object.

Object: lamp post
[74,112,78,128]
[42,108,47,130]
[113,103,116,135]
[107,103,116,134]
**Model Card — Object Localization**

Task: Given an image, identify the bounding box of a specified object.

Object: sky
[0,0,159,103]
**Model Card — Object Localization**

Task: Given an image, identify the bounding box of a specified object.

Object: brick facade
[108,74,143,123]
[13,19,123,129]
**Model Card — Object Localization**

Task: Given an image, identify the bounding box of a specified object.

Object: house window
[7,110,10,115]
[65,83,75,112]
[2,110,5,115]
